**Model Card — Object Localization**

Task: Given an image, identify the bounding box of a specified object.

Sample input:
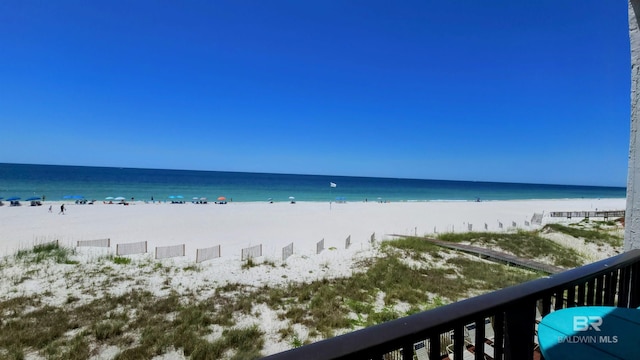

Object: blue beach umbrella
[6,196,20,201]
[105,197,114,200]
[26,196,41,201]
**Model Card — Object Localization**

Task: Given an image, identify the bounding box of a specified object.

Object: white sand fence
[116,241,147,256]
[531,213,543,225]
[241,244,262,260]
[77,238,110,247]
[155,244,185,259]
[316,238,324,254]
[282,242,293,261]
[345,235,351,249]
[196,245,221,263]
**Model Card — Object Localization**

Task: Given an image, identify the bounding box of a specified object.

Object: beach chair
[464,318,495,359]
[445,343,476,360]
[414,341,428,360]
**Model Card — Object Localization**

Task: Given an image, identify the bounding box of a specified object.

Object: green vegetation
[544,223,623,247]
[241,257,257,269]
[112,256,132,265]
[436,230,585,268]
[2,225,612,359]
[14,242,78,265]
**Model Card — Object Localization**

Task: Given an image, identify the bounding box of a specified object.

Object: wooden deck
[549,210,625,220]
[391,235,564,274]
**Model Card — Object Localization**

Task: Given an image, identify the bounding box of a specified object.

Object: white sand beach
[0,198,625,260]
[0,198,626,358]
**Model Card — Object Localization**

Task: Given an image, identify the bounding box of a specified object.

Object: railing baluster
[619,266,631,307]
[595,274,604,305]
[402,341,413,360]
[541,295,551,316]
[586,278,595,306]
[472,318,485,360]
[504,300,536,360]
[577,283,586,306]
[449,327,462,360]
[554,288,564,310]
[608,270,619,305]
[494,311,504,360]
[566,285,575,308]
[631,262,640,308]
[429,333,440,360]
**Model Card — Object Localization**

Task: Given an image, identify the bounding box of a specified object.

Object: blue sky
[0,1,631,186]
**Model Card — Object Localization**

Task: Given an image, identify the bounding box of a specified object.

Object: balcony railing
[262,249,640,360]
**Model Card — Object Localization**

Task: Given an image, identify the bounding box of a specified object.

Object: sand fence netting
[116,241,147,256]
[196,245,221,263]
[316,238,324,254]
[241,244,262,260]
[77,238,110,247]
[155,244,185,259]
[282,242,293,261]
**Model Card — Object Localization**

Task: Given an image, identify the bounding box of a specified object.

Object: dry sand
[0,198,625,260]
[0,198,626,358]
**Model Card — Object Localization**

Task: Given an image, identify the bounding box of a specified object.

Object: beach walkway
[391,235,564,274]
[548,210,625,220]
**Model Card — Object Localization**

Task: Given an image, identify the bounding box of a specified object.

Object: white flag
[330,182,337,188]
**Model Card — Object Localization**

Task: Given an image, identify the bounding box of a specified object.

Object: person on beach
[48,205,52,213]
[59,204,65,215]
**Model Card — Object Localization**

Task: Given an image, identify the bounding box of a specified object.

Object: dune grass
[436,230,585,268]
[543,223,623,247]
[1,226,602,359]
[14,242,78,265]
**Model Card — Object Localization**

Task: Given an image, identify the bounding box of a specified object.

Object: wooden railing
[549,210,625,219]
[262,249,640,360]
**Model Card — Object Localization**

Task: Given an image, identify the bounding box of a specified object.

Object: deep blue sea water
[0,163,626,203]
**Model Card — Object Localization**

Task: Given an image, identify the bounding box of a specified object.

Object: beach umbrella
[26,196,41,201]
[6,196,20,201]
[192,197,199,200]
[176,195,184,199]
[168,195,176,199]
[0,197,3,200]
[114,196,126,201]
[289,196,295,200]
[105,197,114,200]
[218,196,226,201]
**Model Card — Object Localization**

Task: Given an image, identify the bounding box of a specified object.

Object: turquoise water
[0,163,626,202]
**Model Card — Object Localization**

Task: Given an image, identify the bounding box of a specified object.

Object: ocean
[0,163,627,203]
